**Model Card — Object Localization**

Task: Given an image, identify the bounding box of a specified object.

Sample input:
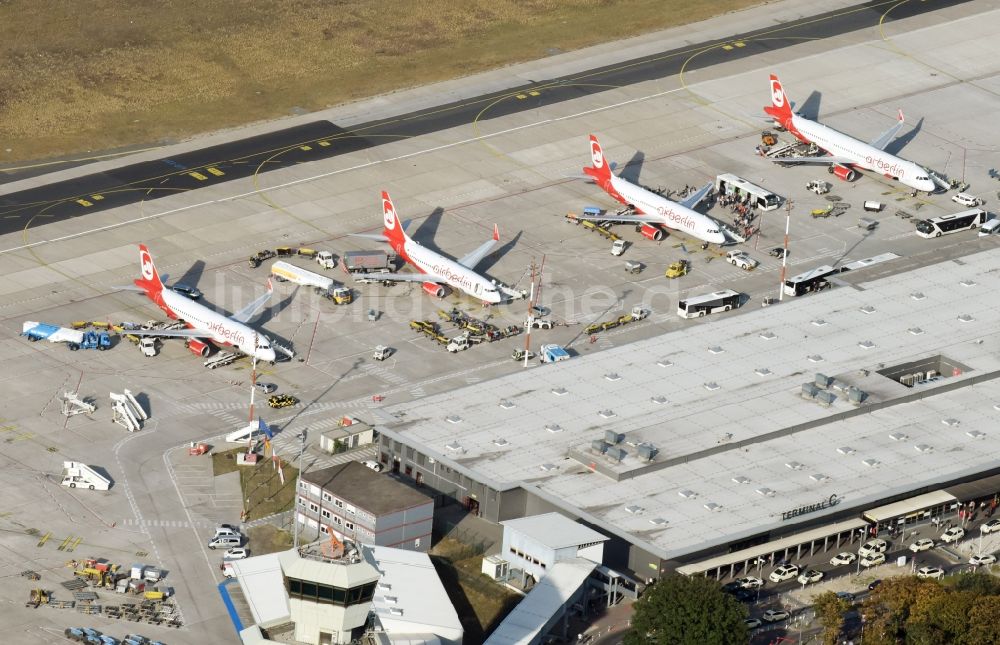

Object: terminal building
[373,248,1000,582]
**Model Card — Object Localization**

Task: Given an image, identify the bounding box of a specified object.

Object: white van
[979,218,1000,236]
[208,535,242,550]
[953,193,982,207]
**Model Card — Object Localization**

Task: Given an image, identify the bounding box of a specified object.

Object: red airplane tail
[134,244,165,296]
[764,74,794,126]
[583,134,614,185]
[380,191,408,254]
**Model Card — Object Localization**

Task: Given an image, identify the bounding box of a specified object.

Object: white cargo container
[61,461,111,491]
[270,261,334,294]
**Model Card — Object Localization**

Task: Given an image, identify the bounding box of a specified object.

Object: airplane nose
[262,349,276,362]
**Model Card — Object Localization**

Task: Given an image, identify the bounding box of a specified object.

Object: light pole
[292,429,308,550]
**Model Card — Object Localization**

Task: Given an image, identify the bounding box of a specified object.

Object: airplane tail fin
[134,244,165,296]
[381,191,409,251]
[583,134,614,184]
[764,74,794,124]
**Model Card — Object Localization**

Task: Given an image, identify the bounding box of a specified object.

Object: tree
[813,591,851,645]
[960,595,1000,645]
[623,575,747,645]
[906,589,974,644]
[952,572,1000,596]
[861,577,939,645]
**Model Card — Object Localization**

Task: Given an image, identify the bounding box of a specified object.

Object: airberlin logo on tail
[770,79,785,108]
[591,139,604,169]
[383,198,397,230]
[140,249,155,281]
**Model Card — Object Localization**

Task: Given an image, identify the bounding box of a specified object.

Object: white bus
[715,174,782,211]
[783,265,840,297]
[915,208,988,238]
[677,290,743,319]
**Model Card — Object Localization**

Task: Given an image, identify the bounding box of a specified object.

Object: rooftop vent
[445,441,463,453]
[942,418,960,427]
[625,504,644,515]
[552,387,568,396]
[801,383,819,399]
[704,502,723,512]
[810,473,830,483]
[756,487,776,497]
[889,432,908,442]
[910,292,926,301]
[445,415,462,424]
[860,305,876,314]
[859,340,876,350]
[709,346,725,355]
[605,430,624,444]
[915,444,933,453]
[967,430,986,440]
[831,379,850,393]
[848,387,869,405]
[837,446,856,455]
[815,373,833,388]
[598,410,616,419]
[732,476,751,485]
[604,372,621,382]
[637,443,659,461]
[958,314,974,323]
[546,424,563,433]
[808,355,824,363]
[657,359,674,368]
[862,458,880,468]
[606,446,627,462]
[650,396,668,405]
[908,327,924,335]
[389,607,404,616]
[960,279,977,287]
[816,391,837,407]
[648,517,668,527]
[678,489,697,499]
[812,319,829,327]
[499,399,515,409]
[704,382,720,391]
[591,440,609,454]
[755,367,772,377]
[384,595,398,604]
[760,331,777,340]
[493,438,509,447]
[540,463,558,472]
[785,461,804,471]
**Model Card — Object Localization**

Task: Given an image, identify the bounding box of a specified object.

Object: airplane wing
[769,156,856,166]
[124,328,209,339]
[231,279,274,324]
[362,272,449,284]
[348,233,390,242]
[457,224,500,269]
[575,212,665,225]
[869,110,906,151]
[678,182,714,210]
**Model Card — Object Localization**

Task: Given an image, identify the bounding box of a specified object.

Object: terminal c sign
[781,494,841,521]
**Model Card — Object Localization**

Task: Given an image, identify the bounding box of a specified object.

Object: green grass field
[0,0,762,164]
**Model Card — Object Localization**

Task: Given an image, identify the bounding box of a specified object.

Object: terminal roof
[502,513,609,550]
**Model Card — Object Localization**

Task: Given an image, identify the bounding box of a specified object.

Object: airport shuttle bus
[677,289,743,318]
[915,208,988,238]
[715,174,782,212]
[783,265,840,297]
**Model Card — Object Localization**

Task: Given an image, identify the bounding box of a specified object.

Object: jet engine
[638,223,667,241]
[185,339,211,357]
[829,164,858,182]
[422,282,446,298]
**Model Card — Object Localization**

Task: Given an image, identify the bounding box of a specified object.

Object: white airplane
[124,244,278,362]
[352,191,504,304]
[764,74,937,193]
[577,135,724,245]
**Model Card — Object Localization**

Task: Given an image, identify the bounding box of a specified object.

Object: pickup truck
[726,250,759,271]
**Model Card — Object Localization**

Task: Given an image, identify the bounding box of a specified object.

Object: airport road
[0,0,977,234]
[1,2,1000,643]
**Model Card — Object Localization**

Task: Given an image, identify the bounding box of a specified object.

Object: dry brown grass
[0,0,764,163]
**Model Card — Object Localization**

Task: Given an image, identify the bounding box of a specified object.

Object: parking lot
[1,5,1000,643]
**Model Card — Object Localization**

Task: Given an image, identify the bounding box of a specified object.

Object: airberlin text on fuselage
[654,205,695,230]
[864,156,905,177]
[430,263,475,290]
[207,320,246,347]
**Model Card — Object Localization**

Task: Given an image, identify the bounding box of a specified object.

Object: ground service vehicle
[343,250,395,273]
[540,344,570,363]
[783,265,839,297]
[677,290,742,319]
[139,337,160,357]
[271,261,335,294]
[806,180,831,195]
[80,331,112,350]
[979,219,1000,236]
[665,260,689,279]
[21,321,85,347]
[61,461,111,490]
[726,250,759,270]
[268,394,298,408]
[373,345,392,361]
[915,208,988,238]
[447,333,484,353]
[715,174,782,211]
[611,239,627,256]
[325,287,353,305]
[952,192,982,207]
[512,348,536,362]
[248,249,277,268]
[316,251,336,269]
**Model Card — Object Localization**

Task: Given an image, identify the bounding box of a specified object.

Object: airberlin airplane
[125,244,278,362]
[577,135,725,245]
[353,192,505,304]
[764,74,937,193]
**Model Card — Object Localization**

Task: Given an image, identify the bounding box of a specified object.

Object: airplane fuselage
[604,175,726,244]
[788,115,935,193]
[392,239,502,304]
[155,289,275,361]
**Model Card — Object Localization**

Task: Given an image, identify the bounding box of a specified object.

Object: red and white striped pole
[778,200,792,302]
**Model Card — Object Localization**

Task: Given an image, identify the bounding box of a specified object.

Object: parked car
[916,566,945,580]
[859,539,889,557]
[224,547,249,560]
[868,579,883,591]
[970,554,997,566]
[797,569,824,585]
[253,382,277,394]
[769,564,799,583]
[744,618,762,629]
[909,538,935,552]
[830,552,857,566]
[835,591,855,602]
[860,552,886,568]
[171,283,203,299]
[762,609,789,623]
[940,527,965,543]
[363,460,384,473]
[981,519,1000,534]
[737,576,764,590]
